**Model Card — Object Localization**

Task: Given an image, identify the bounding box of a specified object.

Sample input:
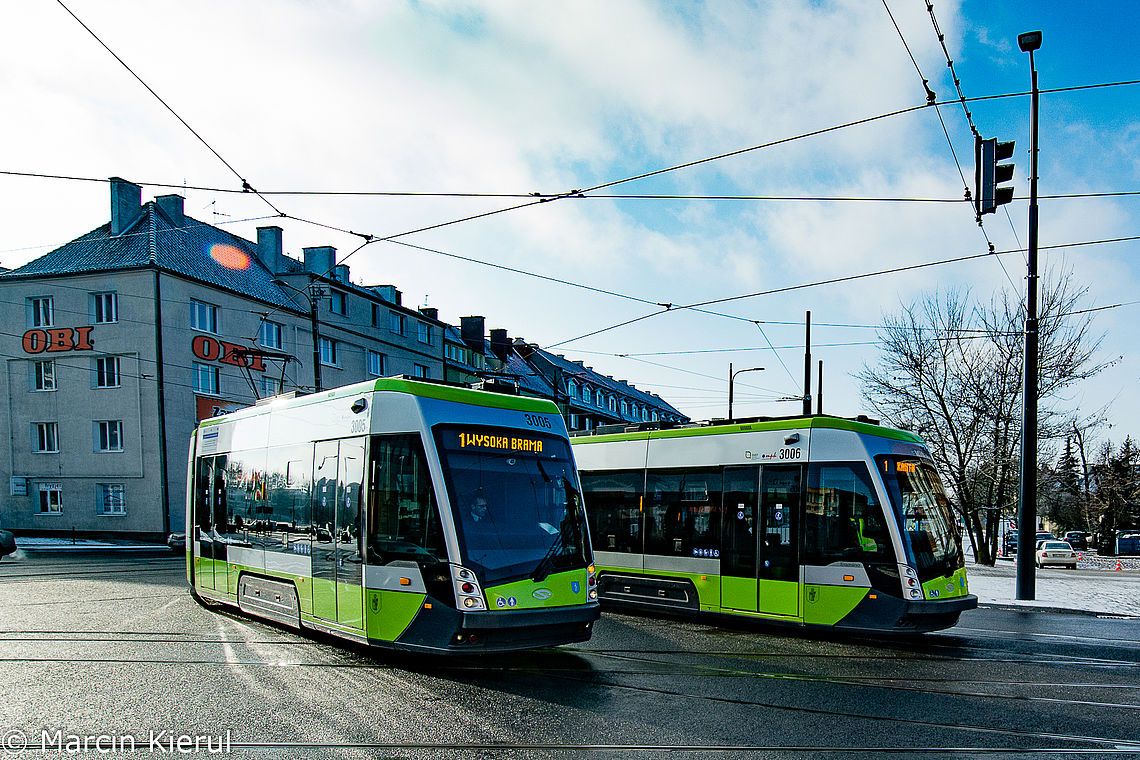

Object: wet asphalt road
[0,552,1137,759]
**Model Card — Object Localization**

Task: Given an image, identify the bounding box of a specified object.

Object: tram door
[193,455,229,593]
[721,466,760,612]
[757,465,801,617]
[311,439,366,629]
[720,465,801,617]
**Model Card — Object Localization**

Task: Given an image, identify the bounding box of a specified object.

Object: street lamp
[1015,29,1042,601]
[272,278,327,392]
[728,363,765,422]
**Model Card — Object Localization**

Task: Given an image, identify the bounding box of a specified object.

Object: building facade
[0,179,444,538]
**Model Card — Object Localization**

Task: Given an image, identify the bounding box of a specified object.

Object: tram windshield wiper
[530,530,564,583]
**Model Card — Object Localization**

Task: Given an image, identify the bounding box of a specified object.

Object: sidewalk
[966,560,1140,616]
[14,536,168,552]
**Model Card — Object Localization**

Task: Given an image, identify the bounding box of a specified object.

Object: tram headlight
[450,564,486,612]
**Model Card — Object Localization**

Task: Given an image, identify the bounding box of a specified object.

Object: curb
[16,544,171,553]
[976,601,1138,619]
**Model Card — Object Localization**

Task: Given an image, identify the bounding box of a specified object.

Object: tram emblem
[571,581,581,594]
[532,589,553,601]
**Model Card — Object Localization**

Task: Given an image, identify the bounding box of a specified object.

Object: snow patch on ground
[967,561,1140,616]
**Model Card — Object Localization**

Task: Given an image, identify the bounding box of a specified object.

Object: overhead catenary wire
[7,170,1140,205]
[543,233,1140,349]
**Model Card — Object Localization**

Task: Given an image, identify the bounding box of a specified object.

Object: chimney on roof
[155,194,184,226]
[109,177,142,236]
[419,306,438,321]
[514,340,537,360]
[372,285,401,305]
[460,316,485,352]
[256,226,283,273]
[333,264,350,283]
[302,246,336,277]
[489,329,511,361]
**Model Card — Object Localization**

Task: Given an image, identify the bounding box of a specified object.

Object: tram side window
[580,470,644,554]
[264,444,314,552]
[803,462,893,565]
[194,457,213,534]
[644,469,722,557]
[366,434,446,566]
[221,449,265,549]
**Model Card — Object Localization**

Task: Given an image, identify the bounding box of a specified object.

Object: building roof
[531,348,687,419]
[0,202,298,310]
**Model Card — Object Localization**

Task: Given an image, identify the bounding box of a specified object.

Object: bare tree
[857,269,1109,565]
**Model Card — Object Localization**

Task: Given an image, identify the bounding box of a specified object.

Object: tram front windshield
[879,457,963,581]
[434,426,589,586]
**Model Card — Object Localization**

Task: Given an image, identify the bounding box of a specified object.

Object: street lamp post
[1016,29,1042,601]
[728,363,765,421]
[273,278,327,393]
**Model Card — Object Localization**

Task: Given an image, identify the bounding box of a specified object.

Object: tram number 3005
[523,414,553,429]
[778,447,802,460]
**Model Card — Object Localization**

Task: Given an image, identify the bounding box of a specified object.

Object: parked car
[1004,530,1019,555]
[1035,540,1077,569]
[0,529,15,560]
[167,532,186,554]
[1063,531,1089,551]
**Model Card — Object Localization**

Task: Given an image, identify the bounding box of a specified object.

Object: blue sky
[2,1,1137,449]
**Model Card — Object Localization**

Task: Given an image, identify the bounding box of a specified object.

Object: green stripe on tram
[572,416,924,445]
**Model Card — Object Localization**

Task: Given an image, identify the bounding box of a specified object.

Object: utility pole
[1016,30,1042,600]
[727,362,733,421]
[307,281,326,393]
[802,311,812,416]
[816,359,823,415]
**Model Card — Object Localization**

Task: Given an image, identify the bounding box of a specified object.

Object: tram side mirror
[784,433,800,444]
[351,398,367,414]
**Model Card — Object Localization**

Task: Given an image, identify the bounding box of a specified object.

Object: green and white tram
[572,415,977,633]
[186,378,600,653]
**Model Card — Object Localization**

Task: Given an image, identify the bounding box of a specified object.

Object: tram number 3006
[778,447,802,460]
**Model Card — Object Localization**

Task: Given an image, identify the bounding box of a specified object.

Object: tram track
[1,646,1136,713]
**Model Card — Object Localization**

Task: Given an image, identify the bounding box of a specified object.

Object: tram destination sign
[451,430,546,454]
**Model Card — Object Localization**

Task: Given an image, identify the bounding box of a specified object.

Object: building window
[38,483,63,514]
[330,290,348,316]
[581,384,591,402]
[96,420,124,452]
[97,484,126,516]
[95,356,121,388]
[92,292,118,324]
[28,296,54,328]
[596,390,604,408]
[259,320,283,349]
[34,422,59,453]
[652,410,659,422]
[190,300,218,334]
[621,400,629,417]
[260,376,282,397]
[445,343,468,363]
[371,303,380,327]
[413,363,430,379]
[319,337,339,367]
[367,350,385,377]
[192,362,219,395]
[389,311,406,336]
[33,360,56,391]
[609,396,617,413]
[417,322,433,345]
[567,380,577,399]
[473,353,485,369]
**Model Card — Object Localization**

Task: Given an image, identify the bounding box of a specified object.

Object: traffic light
[974,136,1016,216]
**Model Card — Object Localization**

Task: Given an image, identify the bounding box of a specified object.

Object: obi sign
[22,326,95,354]
[191,335,268,372]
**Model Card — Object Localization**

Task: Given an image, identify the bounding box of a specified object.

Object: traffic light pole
[1016,45,1040,600]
